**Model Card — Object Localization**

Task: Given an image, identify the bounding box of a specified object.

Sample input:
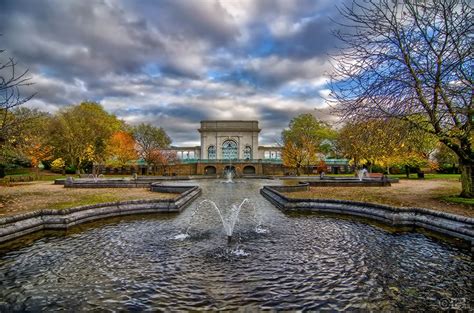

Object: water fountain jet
[225,171,233,183]
[180,198,261,242]
[358,168,368,181]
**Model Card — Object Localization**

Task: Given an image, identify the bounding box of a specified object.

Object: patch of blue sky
[245,25,276,58]
[121,106,142,114]
[232,70,260,88]
[207,69,229,81]
[208,68,260,88]
[38,65,57,77]
[252,37,276,58]
[173,88,203,98]
[330,76,358,92]
[278,83,322,99]
[142,63,162,77]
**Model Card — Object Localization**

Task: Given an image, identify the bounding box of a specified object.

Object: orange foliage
[316,160,327,173]
[27,142,53,168]
[147,149,179,174]
[105,131,137,166]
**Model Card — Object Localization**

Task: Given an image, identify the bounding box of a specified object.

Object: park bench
[367,173,384,179]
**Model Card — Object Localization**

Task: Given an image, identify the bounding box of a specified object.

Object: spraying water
[358,168,368,181]
[175,198,264,243]
[225,171,233,183]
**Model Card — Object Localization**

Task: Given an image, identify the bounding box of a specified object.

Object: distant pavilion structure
[168,120,283,176]
[97,120,349,176]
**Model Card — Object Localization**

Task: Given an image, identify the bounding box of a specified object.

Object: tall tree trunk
[459,159,474,198]
[0,164,5,178]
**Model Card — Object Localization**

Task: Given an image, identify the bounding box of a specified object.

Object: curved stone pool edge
[260,184,474,250]
[0,185,201,244]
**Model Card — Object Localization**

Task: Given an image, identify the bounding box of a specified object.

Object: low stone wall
[241,175,274,179]
[67,181,152,188]
[150,183,198,193]
[279,176,399,184]
[270,183,310,193]
[305,180,391,187]
[63,177,154,188]
[261,185,474,249]
[0,186,201,244]
[134,176,192,181]
[55,176,197,187]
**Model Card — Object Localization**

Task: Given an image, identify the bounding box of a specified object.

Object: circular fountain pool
[0,180,472,311]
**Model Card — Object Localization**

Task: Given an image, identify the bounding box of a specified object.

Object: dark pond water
[0,179,472,311]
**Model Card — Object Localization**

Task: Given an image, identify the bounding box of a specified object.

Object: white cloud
[1,0,344,144]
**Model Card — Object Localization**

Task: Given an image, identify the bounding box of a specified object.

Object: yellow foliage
[51,158,66,170]
[85,145,96,162]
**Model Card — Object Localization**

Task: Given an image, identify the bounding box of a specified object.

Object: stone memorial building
[168,120,283,176]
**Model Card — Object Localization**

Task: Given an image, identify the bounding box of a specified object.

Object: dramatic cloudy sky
[0,0,347,146]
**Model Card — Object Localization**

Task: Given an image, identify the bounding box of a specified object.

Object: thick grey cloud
[0,0,345,145]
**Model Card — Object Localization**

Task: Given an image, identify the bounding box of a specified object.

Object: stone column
[252,132,259,159]
[238,136,242,159]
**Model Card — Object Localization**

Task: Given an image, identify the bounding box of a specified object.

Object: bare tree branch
[329,0,474,196]
[0,45,36,145]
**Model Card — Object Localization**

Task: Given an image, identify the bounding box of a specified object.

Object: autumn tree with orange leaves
[147,149,179,175]
[15,109,53,176]
[105,131,137,167]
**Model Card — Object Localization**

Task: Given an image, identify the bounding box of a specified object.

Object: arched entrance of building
[204,166,217,175]
[243,165,256,175]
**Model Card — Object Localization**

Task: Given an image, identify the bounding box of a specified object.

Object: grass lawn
[306,173,461,181]
[284,178,473,217]
[0,181,178,217]
[389,173,461,180]
[4,171,133,182]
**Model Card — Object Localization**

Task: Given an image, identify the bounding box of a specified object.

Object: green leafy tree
[48,102,123,173]
[330,0,473,197]
[393,123,438,176]
[282,113,334,175]
[0,108,49,177]
[434,143,459,173]
[336,118,437,173]
[132,123,171,173]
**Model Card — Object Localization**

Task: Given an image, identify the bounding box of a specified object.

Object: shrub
[65,165,76,174]
[51,158,66,173]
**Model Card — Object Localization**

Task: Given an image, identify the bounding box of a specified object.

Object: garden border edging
[0,185,201,244]
[260,185,474,249]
